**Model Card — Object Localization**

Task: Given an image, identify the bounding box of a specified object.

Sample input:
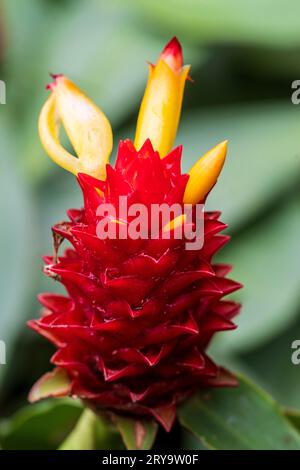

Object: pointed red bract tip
[46,73,64,91]
[160,37,183,71]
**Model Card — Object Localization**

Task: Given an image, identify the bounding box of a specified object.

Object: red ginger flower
[29,38,242,432]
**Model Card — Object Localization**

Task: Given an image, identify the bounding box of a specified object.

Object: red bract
[29,139,241,431]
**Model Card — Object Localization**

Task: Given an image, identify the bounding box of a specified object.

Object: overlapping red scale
[29,139,242,431]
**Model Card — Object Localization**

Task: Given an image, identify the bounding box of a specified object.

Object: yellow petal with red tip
[184,141,228,204]
[39,75,113,179]
[134,37,190,158]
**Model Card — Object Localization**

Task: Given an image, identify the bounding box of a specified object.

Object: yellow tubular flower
[184,141,228,204]
[38,74,113,179]
[134,37,190,157]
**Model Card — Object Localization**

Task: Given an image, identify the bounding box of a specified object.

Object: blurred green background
[1,0,300,448]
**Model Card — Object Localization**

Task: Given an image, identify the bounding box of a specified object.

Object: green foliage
[0,400,82,450]
[178,375,300,450]
[0,118,37,387]
[124,0,300,46]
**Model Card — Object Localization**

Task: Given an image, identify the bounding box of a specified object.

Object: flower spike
[31,39,241,435]
[39,74,113,179]
[184,141,228,204]
[134,37,190,157]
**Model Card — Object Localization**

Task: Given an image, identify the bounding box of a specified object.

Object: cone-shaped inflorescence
[29,37,242,432]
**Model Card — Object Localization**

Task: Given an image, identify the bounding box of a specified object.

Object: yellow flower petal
[184,141,228,204]
[38,93,80,176]
[134,37,190,158]
[39,75,113,178]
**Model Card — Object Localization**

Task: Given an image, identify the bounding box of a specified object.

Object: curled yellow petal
[184,141,228,204]
[134,37,190,158]
[39,74,113,178]
[38,93,80,175]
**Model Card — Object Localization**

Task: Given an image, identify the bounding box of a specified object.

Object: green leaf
[0,400,82,450]
[235,318,300,410]
[113,415,158,450]
[178,374,300,450]
[182,430,209,450]
[285,410,300,432]
[28,368,72,403]
[177,103,300,229]
[0,401,122,451]
[124,0,300,47]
